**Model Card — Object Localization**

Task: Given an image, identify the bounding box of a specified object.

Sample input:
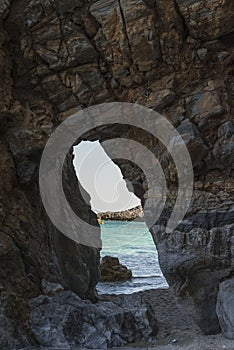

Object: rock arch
[0,0,233,345]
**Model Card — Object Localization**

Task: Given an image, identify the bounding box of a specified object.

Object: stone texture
[0,0,10,17]
[175,0,234,41]
[29,290,158,348]
[100,256,132,282]
[216,279,234,339]
[41,279,64,295]
[0,0,233,346]
[90,0,160,86]
[187,89,225,126]
[0,292,32,349]
[213,121,234,170]
[154,223,234,335]
[177,119,209,168]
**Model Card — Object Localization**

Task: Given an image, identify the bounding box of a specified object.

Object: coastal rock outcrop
[98,206,144,221]
[0,0,233,346]
[29,290,158,348]
[216,279,234,339]
[100,256,132,282]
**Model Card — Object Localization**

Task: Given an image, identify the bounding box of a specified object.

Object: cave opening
[73,141,168,294]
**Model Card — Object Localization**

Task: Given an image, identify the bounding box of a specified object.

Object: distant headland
[97,205,144,222]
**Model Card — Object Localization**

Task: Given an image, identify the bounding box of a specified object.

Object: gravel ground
[102,288,234,350]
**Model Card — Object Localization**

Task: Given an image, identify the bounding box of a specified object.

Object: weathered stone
[0,0,10,18]
[155,0,185,66]
[90,0,131,83]
[53,151,101,302]
[146,89,176,111]
[216,279,234,339]
[175,0,234,41]
[177,120,209,168]
[0,297,31,350]
[54,0,83,14]
[100,256,132,282]
[41,279,64,295]
[119,0,161,72]
[90,0,160,84]
[29,291,158,348]
[197,48,208,61]
[153,223,234,335]
[0,0,233,344]
[213,121,234,169]
[27,13,97,72]
[41,74,71,104]
[188,90,225,123]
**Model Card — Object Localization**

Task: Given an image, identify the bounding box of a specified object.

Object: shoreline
[100,288,234,350]
[97,206,144,222]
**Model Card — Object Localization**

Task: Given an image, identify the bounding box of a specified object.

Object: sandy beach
[101,289,234,350]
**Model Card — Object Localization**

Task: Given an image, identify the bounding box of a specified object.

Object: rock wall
[0,0,233,346]
[0,1,101,347]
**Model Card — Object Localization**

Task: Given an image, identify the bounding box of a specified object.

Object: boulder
[100,256,132,282]
[153,222,234,335]
[216,278,234,339]
[29,291,158,348]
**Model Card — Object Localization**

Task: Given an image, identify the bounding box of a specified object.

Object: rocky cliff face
[0,0,233,347]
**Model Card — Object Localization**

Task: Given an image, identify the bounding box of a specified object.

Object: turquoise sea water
[97,221,168,294]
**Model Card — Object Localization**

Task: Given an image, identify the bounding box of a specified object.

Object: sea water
[97,220,168,294]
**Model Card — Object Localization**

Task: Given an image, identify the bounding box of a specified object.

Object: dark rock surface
[216,278,234,339]
[156,223,234,335]
[29,290,158,349]
[100,256,133,282]
[0,0,233,346]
